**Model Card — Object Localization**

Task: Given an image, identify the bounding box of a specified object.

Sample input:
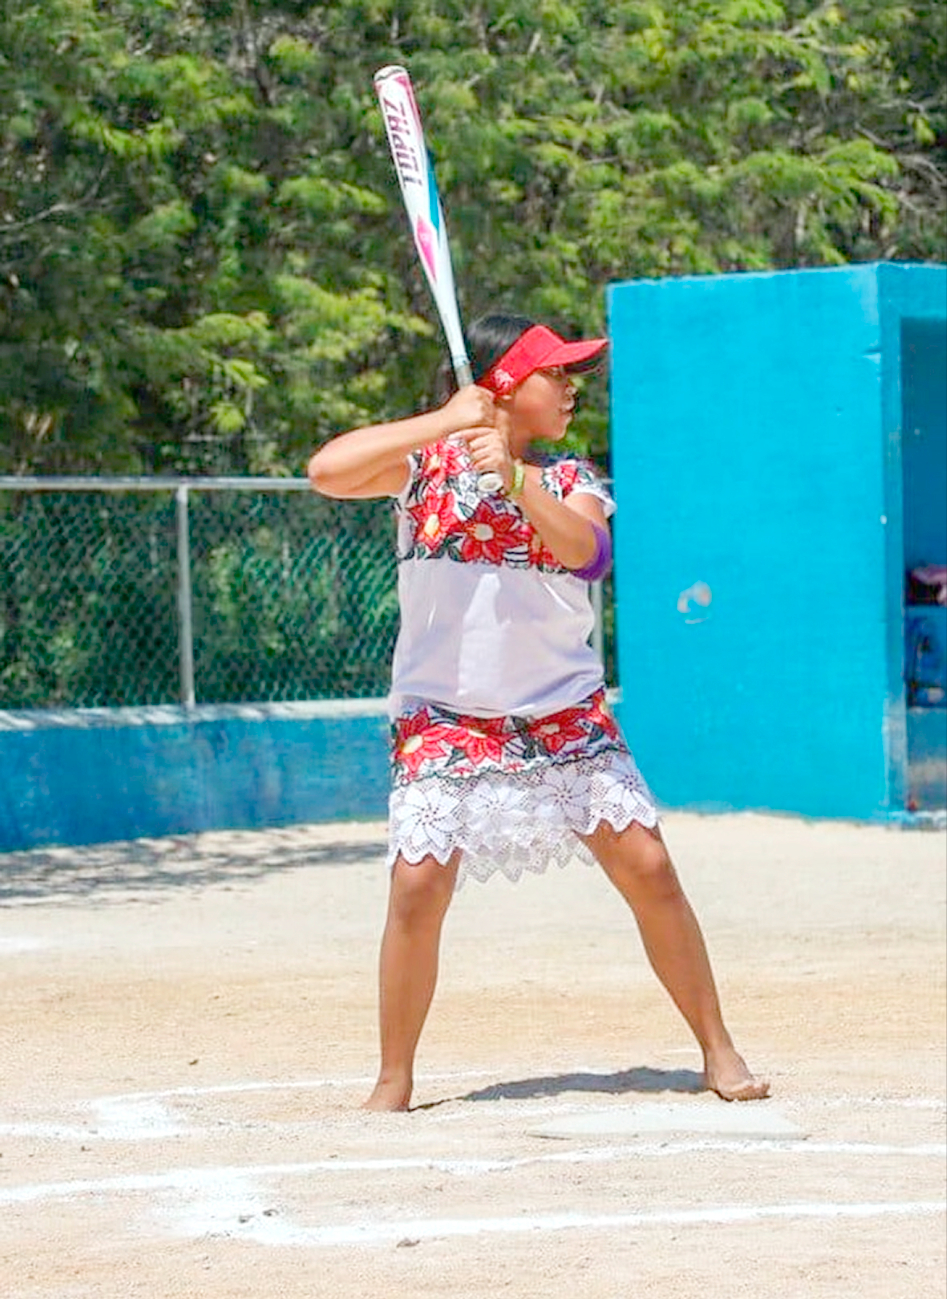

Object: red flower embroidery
[420,440,468,480]
[459,505,528,565]
[554,461,580,495]
[391,691,624,788]
[409,484,459,554]
[587,694,619,739]
[395,710,454,777]
[403,450,607,573]
[442,718,511,766]
[526,705,590,755]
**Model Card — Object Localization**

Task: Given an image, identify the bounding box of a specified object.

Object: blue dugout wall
[0,702,389,852]
[607,262,946,820]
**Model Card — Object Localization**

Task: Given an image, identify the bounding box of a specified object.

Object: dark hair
[434,314,534,403]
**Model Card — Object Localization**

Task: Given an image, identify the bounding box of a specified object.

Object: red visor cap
[481,325,608,395]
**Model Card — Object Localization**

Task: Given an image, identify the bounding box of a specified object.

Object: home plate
[530,1102,804,1141]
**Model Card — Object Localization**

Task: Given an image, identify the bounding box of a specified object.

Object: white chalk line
[809,1095,946,1112]
[106,1070,495,1104]
[0,936,50,954]
[232,1200,947,1248]
[0,1072,496,1142]
[4,1079,944,1251]
[3,1140,945,1209]
[0,1098,189,1142]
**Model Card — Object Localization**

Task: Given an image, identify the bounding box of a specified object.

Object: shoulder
[396,440,462,507]
[541,457,615,515]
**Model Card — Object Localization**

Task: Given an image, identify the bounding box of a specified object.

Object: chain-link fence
[0,478,614,710]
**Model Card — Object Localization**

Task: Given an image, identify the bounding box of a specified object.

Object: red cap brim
[482,325,608,394]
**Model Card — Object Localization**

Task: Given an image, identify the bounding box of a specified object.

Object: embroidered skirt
[387,689,658,886]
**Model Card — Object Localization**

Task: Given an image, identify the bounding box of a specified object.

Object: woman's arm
[308,386,498,499]
[458,426,607,571]
[515,465,609,572]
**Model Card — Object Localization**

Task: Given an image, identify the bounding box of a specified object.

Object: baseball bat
[373,64,504,495]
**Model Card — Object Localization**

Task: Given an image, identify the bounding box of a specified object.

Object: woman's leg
[363,851,460,1111]
[582,820,769,1101]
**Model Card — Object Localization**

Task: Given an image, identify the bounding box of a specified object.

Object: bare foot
[362,1078,412,1112]
[704,1047,770,1102]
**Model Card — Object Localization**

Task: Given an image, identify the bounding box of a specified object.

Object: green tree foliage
[1,0,944,475]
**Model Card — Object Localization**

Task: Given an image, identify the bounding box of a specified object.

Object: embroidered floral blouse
[388,440,614,720]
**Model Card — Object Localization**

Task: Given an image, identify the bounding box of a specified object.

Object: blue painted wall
[607,262,946,820]
[0,703,390,853]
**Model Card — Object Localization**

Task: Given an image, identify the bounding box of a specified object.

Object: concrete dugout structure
[607,262,946,820]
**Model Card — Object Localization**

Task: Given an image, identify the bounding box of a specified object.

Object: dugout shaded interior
[607,262,946,820]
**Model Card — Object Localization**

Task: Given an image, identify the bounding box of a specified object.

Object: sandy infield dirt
[0,812,944,1298]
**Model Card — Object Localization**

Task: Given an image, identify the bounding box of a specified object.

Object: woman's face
[505,366,577,448]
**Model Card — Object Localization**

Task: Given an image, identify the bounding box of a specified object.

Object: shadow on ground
[0,826,387,906]
[416,1066,705,1109]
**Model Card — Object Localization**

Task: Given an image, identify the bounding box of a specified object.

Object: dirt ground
[0,811,944,1299]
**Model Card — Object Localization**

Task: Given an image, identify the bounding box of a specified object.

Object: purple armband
[573,523,612,581]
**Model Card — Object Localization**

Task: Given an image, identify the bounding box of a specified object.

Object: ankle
[363,1071,413,1112]
[700,1031,737,1061]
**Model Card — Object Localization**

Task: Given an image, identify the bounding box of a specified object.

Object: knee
[602,829,681,901]
[388,857,456,929]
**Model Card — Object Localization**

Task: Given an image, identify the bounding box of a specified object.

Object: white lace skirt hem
[387,751,659,887]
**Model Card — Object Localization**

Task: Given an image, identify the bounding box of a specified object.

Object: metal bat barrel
[374,65,502,495]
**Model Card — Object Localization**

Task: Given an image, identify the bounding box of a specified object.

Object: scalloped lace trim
[387,751,658,887]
